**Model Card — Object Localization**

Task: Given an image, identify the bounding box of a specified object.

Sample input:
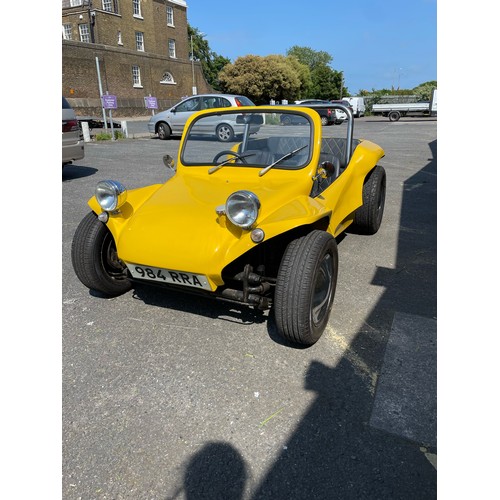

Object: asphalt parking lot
[62,116,437,499]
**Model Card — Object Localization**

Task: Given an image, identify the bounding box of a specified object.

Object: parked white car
[335,109,347,122]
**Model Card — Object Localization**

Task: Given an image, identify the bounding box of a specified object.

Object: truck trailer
[372,89,437,121]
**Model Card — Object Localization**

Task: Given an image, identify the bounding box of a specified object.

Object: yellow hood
[114,166,321,287]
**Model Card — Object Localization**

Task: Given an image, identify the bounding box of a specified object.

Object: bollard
[81,121,91,142]
[120,121,128,138]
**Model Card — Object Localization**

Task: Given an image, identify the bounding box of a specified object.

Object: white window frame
[117,31,123,45]
[166,6,174,26]
[79,24,90,43]
[102,0,112,11]
[62,24,72,40]
[133,0,142,18]
[136,32,144,51]
[168,39,176,58]
[132,65,142,88]
[160,72,176,85]
[70,0,82,6]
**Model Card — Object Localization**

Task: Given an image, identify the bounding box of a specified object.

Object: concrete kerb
[82,116,153,142]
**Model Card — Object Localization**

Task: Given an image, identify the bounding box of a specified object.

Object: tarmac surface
[62,116,437,499]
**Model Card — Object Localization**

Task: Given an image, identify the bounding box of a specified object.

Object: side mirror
[163,154,176,172]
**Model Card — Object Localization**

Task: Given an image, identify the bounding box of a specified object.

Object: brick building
[62,0,213,117]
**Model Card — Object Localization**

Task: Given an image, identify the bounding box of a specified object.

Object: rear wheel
[320,116,328,126]
[352,165,386,235]
[216,123,234,142]
[274,231,338,346]
[71,212,132,296]
[157,122,171,140]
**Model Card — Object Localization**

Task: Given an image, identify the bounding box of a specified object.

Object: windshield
[181,110,314,171]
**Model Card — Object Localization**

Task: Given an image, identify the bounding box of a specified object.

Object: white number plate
[127,264,211,290]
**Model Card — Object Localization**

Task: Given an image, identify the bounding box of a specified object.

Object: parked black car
[282,100,339,126]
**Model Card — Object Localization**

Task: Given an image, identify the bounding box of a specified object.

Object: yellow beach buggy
[72,105,386,346]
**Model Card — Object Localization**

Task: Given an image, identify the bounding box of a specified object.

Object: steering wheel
[212,150,248,164]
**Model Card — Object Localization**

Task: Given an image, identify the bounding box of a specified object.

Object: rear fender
[321,140,385,235]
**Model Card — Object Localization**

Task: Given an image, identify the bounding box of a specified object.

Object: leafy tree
[308,64,337,99]
[285,55,313,99]
[188,25,230,91]
[218,55,309,104]
[286,46,347,99]
[286,46,332,70]
[413,81,437,101]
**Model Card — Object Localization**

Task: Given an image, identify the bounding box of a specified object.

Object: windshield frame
[180,108,315,171]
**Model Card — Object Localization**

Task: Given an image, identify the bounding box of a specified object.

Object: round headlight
[95,180,127,211]
[226,190,260,229]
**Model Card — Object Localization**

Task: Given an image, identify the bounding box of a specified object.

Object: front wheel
[274,231,338,346]
[71,212,132,296]
[157,122,171,140]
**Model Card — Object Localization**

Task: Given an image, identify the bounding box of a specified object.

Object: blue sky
[185,0,437,95]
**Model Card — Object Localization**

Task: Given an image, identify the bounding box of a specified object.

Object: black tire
[157,122,171,140]
[216,123,234,142]
[352,165,386,235]
[71,212,132,297]
[388,111,400,122]
[274,231,338,346]
[281,116,292,126]
[320,116,328,126]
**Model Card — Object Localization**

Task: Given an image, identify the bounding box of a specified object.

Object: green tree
[188,25,230,91]
[286,46,346,99]
[218,55,308,104]
[413,81,437,101]
[286,46,332,70]
[307,64,346,100]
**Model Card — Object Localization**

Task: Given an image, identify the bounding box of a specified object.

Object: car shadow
[62,164,98,181]
[129,282,267,326]
[149,136,182,141]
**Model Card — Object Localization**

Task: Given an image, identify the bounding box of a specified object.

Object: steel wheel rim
[101,232,128,281]
[311,253,333,325]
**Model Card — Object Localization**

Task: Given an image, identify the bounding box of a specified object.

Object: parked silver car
[148,94,256,142]
[62,97,84,166]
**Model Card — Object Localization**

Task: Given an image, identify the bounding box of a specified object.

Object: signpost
[101,93,117,140]
[144,95,158,116]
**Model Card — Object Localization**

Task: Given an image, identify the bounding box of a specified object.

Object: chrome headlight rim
[95,180,127,212]
[225,190,260,229]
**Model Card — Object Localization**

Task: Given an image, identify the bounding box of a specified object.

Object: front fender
[218,195,331,271]
[88,183,163,240]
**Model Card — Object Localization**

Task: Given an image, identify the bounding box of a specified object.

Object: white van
[343,97,366,118]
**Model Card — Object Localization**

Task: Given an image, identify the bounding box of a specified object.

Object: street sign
[102,94,118,109]
[144,96,158,109]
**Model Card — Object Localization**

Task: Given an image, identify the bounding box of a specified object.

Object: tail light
[234,98,243,107]
[63,119,79,133]
[327,109,331,117]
